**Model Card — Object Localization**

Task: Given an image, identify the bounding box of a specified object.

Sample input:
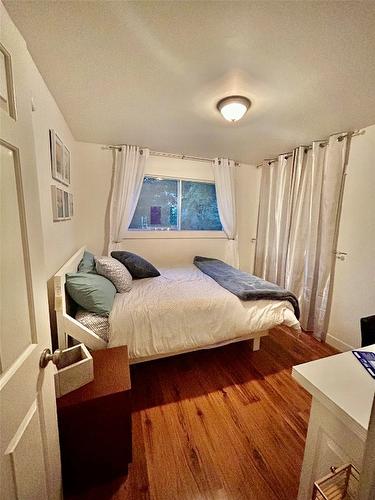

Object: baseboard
[326,333,355,352]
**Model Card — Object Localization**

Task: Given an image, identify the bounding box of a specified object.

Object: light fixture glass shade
[217,96,251,122]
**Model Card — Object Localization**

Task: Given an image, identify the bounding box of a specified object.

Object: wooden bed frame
[54,247,269,364]
[54,247,107,352]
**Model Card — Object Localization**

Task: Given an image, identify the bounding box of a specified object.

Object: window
[129,176,222,231]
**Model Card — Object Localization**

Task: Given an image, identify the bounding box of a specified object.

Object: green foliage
[129,176,222,231]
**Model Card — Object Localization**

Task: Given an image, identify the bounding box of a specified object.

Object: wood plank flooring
[67,328,336,500]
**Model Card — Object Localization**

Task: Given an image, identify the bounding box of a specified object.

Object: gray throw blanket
[194,256,300,319]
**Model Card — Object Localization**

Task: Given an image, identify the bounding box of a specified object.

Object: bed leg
[251,337,261,351]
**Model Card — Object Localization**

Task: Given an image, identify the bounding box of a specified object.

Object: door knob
[40,348,62,368]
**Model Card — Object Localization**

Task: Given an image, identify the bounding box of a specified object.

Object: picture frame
[52,186,73,221]
[68,193,74,217]
[0,42,16,119]
[50,130,64,184]
[52,185,64,221]
[63,145,71,186]
[63,190,70,219]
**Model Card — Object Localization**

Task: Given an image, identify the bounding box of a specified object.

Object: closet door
[0,5,62,499]
[327,126,375,350]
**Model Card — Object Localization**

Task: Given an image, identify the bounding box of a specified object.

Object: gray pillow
[75,309,109,342]
[78,251,96,273]
[66,272,116,316]
[111,251,160,279]
[95,256,132,293]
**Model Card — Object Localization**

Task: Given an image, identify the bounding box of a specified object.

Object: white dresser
[292,345,375,499]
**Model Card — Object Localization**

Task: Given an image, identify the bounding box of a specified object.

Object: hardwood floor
[67,328,336,500]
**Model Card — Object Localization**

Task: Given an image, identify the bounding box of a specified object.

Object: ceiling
[4,1,375,164]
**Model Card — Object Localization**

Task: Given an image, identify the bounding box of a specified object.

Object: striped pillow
[95,256,132,293]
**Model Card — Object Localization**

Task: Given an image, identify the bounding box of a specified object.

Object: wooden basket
[54,344,93,398]
[312,464,360,500]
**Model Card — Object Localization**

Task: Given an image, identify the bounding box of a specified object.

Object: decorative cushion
[111,251,160,279]
[75,309,109,342]
[95,256,132,293]
[78,250,96,273]
[66,272,116,316]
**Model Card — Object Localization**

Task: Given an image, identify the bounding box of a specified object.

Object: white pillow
[95,256,132,293]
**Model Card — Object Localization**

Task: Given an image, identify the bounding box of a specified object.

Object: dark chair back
[361,315,375,347]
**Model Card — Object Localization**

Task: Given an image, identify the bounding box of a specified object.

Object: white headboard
[54,247,107,350]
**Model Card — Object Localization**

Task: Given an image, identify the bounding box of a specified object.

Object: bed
[54,247,300,364]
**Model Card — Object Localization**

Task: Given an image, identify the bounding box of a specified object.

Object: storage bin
[312,464,360,500]
[54,344,93,397]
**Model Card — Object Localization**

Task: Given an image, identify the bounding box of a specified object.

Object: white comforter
[108,266,300,360]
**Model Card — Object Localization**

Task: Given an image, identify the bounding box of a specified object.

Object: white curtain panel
[313,134,348,338]
[285,144,324,331]
[266,153,295,286]
[109,145,149,251]
[254,154,294,285]
[213,158,239,268]
[254,163,272,278]
[254,133,348,340]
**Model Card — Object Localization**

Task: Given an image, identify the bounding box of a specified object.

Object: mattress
[108,266,300,360]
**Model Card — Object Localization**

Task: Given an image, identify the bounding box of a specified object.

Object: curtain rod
[256,129,364,168]
[103,145,240,166]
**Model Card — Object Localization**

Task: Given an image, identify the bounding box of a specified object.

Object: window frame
[124,174,225,239]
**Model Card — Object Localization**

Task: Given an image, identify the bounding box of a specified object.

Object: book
[352,351,375,379]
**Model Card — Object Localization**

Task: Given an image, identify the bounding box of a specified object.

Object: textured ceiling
[4,1,375,164]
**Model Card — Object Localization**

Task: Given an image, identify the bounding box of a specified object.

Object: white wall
[73,143,111,255]
[26,53,87,342]
[237,162,261,273]
[327,124,375,350]
[28,55,84,280]
[74,143,260,271]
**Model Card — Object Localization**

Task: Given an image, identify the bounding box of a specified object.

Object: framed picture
[63,145,70,186]
[50,130,64,184]
[63,190,70,219]
[68,193,74,217]
[0,43,16,118]
[52,185,64,221]
[52,186,73,221]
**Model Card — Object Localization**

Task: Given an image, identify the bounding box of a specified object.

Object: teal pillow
[66,272,116,316]
[78,251,96,273]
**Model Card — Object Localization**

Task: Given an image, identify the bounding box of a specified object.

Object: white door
[0,5,62,500]
[327,125,375,351]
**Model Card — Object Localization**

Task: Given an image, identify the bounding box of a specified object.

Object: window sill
[122,230,227,240]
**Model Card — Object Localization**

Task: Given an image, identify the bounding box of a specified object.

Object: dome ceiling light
[217,95,251,122]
